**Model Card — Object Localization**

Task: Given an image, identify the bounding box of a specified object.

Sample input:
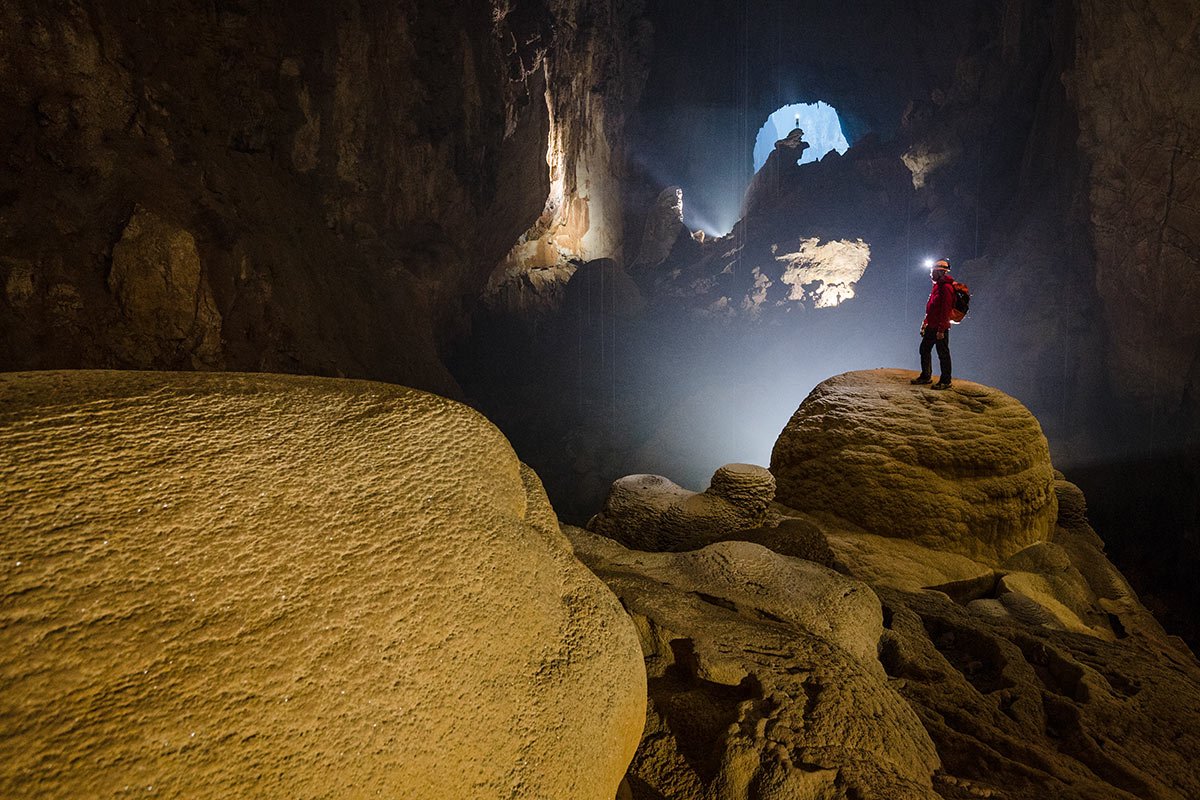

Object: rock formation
[741,127,809,218]
[106,206,224,369]
[482,0,649,319]
[0,370,645,799]
[771,370,1058,564]
[1072,0,1200,429]
[589,463,776,552]
[629,186,686,271]
[569,531,943,799]
[581,370,1200,799]
[562,258,647,321]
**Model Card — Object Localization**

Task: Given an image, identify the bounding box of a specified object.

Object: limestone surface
[824,528,997,599]
[589,464,775,552]
[771,369,1057,564]
[771,479,1158,645]
[877,586,1200,800]
[568,529,941,800]
[714,516,836,568]
[0,370,645,799]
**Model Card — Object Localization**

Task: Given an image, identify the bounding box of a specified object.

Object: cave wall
[1071,0,1200,446]
[483,0,649,318]
[1064,0,1200,640]
[0,0,562,394]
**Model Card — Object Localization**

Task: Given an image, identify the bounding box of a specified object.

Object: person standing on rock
[911,258,955,389]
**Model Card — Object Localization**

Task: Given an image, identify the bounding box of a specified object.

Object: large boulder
[771,369,1057,564]
[568,530,942,800]
[0,370,645,799]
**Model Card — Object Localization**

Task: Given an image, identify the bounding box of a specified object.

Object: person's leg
[916,331,935,381]
[935,330,952,385]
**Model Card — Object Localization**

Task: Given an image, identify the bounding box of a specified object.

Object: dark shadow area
[646,638,762,785]
[1069,453,1200,649]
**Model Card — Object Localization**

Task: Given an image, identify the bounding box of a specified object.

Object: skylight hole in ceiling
[753,101,849,172]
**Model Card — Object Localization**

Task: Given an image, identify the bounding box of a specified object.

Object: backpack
[950,281,971,324]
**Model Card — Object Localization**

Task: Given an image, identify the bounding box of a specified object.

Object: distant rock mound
[0,371,644,799]
[588,463,775,551]
[771,369,1057,564]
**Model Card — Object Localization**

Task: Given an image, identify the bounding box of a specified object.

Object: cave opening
[752,101,849,171]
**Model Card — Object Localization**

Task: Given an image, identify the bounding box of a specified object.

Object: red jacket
[923,273,956,332]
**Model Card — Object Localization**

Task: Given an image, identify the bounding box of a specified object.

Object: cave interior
[1,0,1199,795]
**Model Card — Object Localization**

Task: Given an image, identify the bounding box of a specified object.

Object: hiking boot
[910,375,932,385]
[932,381,952,390]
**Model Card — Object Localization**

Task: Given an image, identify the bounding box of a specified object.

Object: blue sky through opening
[753,101,849,172]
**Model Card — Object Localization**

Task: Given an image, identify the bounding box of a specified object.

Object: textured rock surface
[714,516,836,568]
[877,587,1200,800]
[589,464,775,552]
[0,370,645,798]
[768,409,1160,643]
[1072,0,1200,422]
[568,530,942,800]
[1065,1,1200,649]
[771,370,1057,564]
[826,528,997,599]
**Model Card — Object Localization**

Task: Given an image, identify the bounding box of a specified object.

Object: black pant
[919,328,951,382]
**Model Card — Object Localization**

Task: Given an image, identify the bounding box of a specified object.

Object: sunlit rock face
[569,531,943,800]
[771,370,1057,564]
[0,371,645,798]
[482,0,647,318]
[774,237,870,308]
[634,226,873,319]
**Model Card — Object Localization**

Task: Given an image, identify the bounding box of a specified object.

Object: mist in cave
[464,0,1200,653]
